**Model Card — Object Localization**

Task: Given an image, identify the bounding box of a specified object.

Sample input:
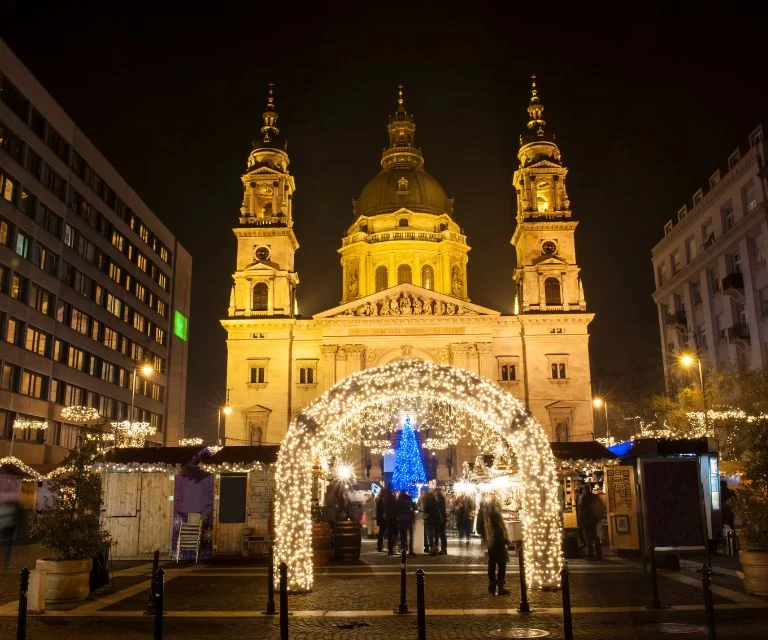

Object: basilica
[221,79,595,476]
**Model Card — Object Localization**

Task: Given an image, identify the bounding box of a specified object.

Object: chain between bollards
[647,545,665,610]
[279,562,289,640]
[395,547,409,614]
[17,568,29,640]
[264,545,276,615]
[561,562,573,640]
[145,549,160,615]
[416,568,426,640]
[702,564,716,640]
[153,568,165,640]
[517,541,532,613]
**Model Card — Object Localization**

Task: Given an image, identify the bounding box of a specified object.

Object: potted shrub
[732,420,768,596]
[34,419,112,603]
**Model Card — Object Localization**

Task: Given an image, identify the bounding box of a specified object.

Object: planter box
[739,549,768,596]
[35,558,91,603]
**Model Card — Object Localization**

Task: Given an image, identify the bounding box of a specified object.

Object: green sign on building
[174,310,188,341]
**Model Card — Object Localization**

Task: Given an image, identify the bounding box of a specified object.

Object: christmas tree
[391,416,426,492]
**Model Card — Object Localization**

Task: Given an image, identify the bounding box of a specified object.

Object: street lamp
[129,361,154,421]
[679,352,708,431]
[217,404,232,446]
[592,397,609,440]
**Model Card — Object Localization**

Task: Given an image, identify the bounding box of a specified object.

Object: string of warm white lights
[178,437,204,446]
[274,359,563,593]
[61,406,100,423]
[12,419,49,431]
[362,439,394,455]
[110,421,157,447]
[198,461,272,473]
[0,456,43,479]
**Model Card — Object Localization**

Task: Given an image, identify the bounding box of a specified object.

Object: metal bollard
[648,545,665,610]
[17,568,29,640]
[264,546,277,615]
[517,542,532,613]
[416,569,426,640]
[395,547,409,614]
[279,562,289,640]
[145,549,160,615]
[561,562,573,640]
[153,568,165,640]
[702,564,716,640]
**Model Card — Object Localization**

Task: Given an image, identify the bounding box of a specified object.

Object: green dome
[356,167,452,217]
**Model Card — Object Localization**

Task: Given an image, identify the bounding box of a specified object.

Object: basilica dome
[356,166,452,217]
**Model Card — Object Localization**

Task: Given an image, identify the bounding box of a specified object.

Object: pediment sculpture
[339,291,475,317]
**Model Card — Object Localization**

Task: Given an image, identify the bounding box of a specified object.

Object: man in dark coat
[435,487,448,554]
[386,489,399,555]
[477,494,510,595]
[396,490,416,556]
[375,486,390,552]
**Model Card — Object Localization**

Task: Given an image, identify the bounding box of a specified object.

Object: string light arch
[274,358,563,593]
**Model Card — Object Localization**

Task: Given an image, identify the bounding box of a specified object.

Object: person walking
[477,493,510,595]
[578,486,605,560]
[0,494,21,570]
[386,489,400,555]
[455,493,472,546]
[424,489,440,555]
[396,490,416,556]
[435,486,448,554]
[417,488,431,553]
[376,486,390,552]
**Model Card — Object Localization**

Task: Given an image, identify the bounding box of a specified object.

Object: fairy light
[274,359,563,593]
[0,456,43,479]
[61,406,100,423]
[110,421,156,447]
[179,437,204,446]
[12,419,49,431]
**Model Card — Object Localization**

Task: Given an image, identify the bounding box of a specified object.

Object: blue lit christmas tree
[391,416,426,492]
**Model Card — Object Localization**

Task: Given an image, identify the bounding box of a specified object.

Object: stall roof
[0,459,38,478]
[94,445,210,466]
[549,441,617,461]
[204,445,280,466]
[617,437,717,458]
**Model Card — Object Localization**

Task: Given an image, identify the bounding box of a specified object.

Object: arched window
[253,282,269,311]
[249,424,263,446]
[397,264,412,285]
[421,265,434,290]
[375,266,388,292]
[544,277,561,306]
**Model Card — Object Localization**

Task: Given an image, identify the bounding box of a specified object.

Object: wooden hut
[199,446,279,556]
[96,446,210,559]
[0,457,41,540]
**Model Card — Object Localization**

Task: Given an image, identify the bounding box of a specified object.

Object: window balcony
[666,309,687,327]
[722,272,745,302]
[726,323,751,346]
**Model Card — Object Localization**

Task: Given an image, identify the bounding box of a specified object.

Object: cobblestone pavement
[1,540,765,638]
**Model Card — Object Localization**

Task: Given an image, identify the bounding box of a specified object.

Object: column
[477,343,494,380]
[320,345,338,391]
[346,344,365,375]
[450,343,469,371]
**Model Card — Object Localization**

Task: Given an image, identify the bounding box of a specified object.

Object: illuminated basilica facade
[221,81,595,475]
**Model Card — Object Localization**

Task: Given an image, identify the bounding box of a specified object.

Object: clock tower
[511,76,587,314]
[227,86,299,318]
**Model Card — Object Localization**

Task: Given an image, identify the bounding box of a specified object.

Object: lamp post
[217,404,232,446]
[592,397,609,440]
[130,362,154,421]
[679,353,708,432]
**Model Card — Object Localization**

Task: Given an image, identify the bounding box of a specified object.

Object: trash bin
[563,530,580,558]
[90,545,110,591]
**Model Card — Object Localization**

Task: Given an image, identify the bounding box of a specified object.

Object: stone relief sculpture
[347,263,359,299]
[338,292,474,317]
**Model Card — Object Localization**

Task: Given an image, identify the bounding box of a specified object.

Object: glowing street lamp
[130,361,154,421]
[592,397,609,439]
[679,352,708,430]
[217,403,233,446]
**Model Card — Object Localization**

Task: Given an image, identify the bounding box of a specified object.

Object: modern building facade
[0,40,192,464]
[221,80,595,479]
[651,124,766,389]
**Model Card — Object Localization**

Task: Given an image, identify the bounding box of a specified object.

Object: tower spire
[382,84,423,168]
[526,74,546,137]
[260,83,280,145]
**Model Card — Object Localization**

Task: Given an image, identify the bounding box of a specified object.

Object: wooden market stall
[199,446,279,557]
[0,457,41,540]
[95,446,210,559]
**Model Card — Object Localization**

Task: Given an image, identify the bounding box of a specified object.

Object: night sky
[2,7,767,440]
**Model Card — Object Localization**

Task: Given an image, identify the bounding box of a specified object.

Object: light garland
[0,456,43,479]
[421,437,455,451]
[363,439,394,455]
[13,419,49,431]
[110,421,157,447]
[61,406,100,423]
[93,462,181,473]
[179,437,204,446]
[199,461,271,473]
[274,359,563,593]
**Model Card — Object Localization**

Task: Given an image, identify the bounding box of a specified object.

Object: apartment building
[651,124,766,389]
[0,40,191,464]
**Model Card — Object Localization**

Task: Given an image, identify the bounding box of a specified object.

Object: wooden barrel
[333,519,362,561]
[312,521,333,566]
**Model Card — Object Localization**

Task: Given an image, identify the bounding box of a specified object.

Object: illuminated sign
[173,310,188,341]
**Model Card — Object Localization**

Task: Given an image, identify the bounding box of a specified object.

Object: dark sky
[2,7,767,440]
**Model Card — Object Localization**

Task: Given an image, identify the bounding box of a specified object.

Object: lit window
[253,282,269,311]
[397,264,412,285]
[544,278,561,306]
[551,362,567,379]
[375,265,388,292]
[250,366,266,384]
[421,265,434,290]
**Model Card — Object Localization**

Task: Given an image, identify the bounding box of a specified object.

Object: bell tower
[511,76,586,314]
[227,85,299,318]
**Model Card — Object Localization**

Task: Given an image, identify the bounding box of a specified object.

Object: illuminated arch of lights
[274,359,562,592]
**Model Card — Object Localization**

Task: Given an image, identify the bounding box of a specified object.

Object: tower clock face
[541,241,557,256]
[255,246,270,261]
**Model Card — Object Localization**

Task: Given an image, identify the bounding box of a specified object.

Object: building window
[397,264,412,285]
[698,325,708,349]
[249,366,266,384]
[253,282,268,311]
[70,308,89,335]
[19,370,46,399]
[498,359,517,382]
[398,218,408,227]
[15,230,29,259]
[421,265,434,290]
[24,326,49,356]
[299,367,314,384]
[760,287,768,317]
[544,277,561,306]
[726,251,741,274]
[375,265,388,292]
[707,268,720,294]
[721,201,735,232]
[742,180,759,213]
[685,236,696,263]
[702,219,714,247]
[670,251,681,275]
[656,263,667,287]
[5,316,19,344]
[716,313,726,341]
[691,280,702,305]
[550,361,567,379]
